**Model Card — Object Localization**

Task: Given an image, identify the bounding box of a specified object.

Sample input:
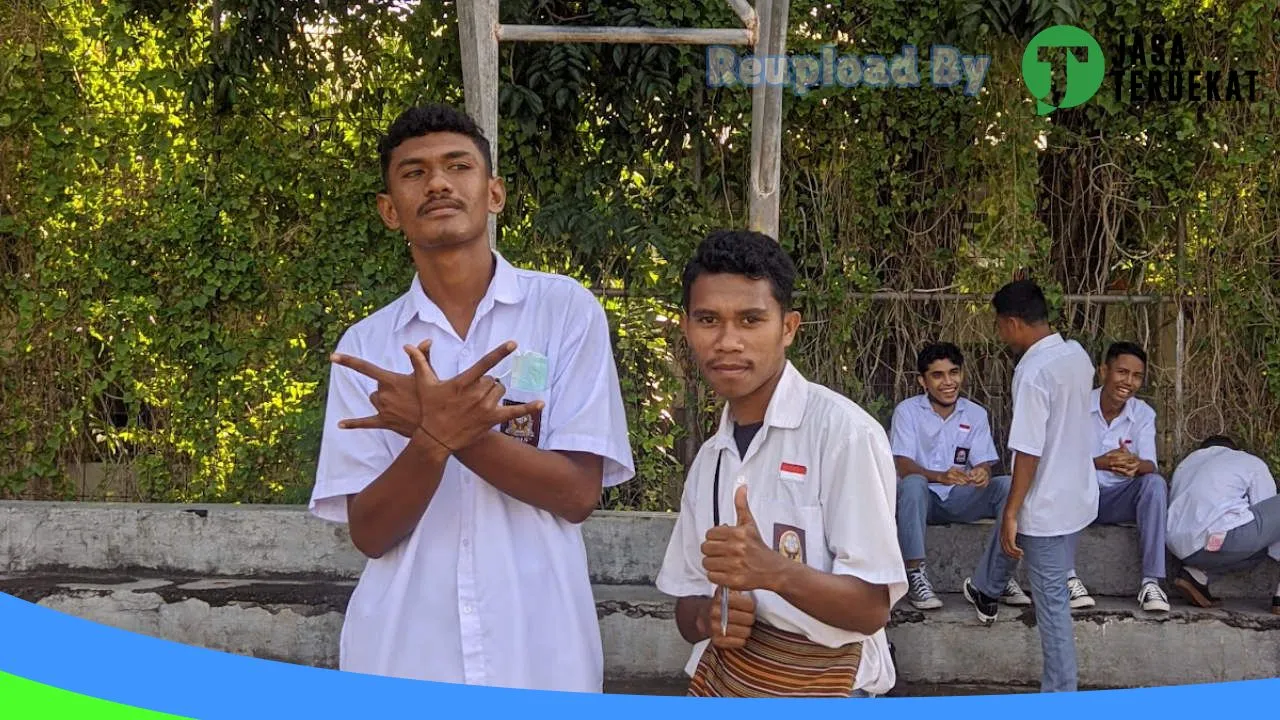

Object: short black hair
[378,104,493,187]
[992,279,1049,324]
[1104,341,1148,367]
[917,342,964,376]
[1199,435,1238,451]
[681,230,796,311]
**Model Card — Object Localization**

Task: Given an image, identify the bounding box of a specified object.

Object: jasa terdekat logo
[1110,31,1262,104]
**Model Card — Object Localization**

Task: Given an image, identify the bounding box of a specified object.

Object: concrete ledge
[3,502,1275,600]
[890,593,1280,687]
[3,571,1277,689]
[0,570,687,683]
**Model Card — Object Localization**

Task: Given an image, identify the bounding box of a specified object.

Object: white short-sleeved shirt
[308,252,635,692]
[655,361,908,694]
[1089,388,1159,488]
[1167,446,1279,560]
[889,395,1001,501]
[1006,333,1099,537]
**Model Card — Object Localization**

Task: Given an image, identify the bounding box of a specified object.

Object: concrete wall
[2,501,1278,690]
[3,502,1276,598]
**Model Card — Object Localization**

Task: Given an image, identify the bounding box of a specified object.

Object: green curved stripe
[0,671,191,719]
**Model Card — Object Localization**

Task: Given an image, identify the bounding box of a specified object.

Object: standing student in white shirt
[964,279,1098,693]
[1064,342,1170,612]
[1167,435,1280,615]
[655,230,907,698]
[890,342,1031,610]
[307,104,635,691]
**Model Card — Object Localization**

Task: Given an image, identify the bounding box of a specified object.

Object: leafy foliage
[1,0,1276,505]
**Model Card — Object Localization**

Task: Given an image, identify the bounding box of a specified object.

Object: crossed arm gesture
[332,339,540,451]
[333,339,604,558]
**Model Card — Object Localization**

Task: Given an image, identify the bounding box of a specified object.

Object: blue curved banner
[0,592,1274,718]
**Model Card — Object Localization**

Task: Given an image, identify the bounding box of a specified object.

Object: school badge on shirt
[773,524,807,564]
[500,399,542,446]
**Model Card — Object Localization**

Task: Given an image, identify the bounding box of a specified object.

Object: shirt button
[462,538,470,547]
[463,606,474,614]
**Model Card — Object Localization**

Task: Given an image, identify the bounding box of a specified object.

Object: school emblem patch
[499,399,542,446]
[773,523,806,564]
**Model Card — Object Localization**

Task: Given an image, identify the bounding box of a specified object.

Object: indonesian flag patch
[780,462,807,482]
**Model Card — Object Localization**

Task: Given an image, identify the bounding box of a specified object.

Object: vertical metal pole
[747,0,787,240]
[458,0,501,248]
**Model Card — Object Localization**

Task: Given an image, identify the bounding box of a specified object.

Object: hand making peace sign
[331,339,542,453]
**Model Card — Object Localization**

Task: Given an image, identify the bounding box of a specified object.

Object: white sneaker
[1001,577,1032,606]
[1139,581,1170,612]
[906,565,943,610]
[1068,576,1096,609]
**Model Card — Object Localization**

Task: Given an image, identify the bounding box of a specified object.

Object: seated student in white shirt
[307,104,635,692]
[889,342,1031,610]
[1167,435,1280,615]
[656,230,907,698]
[1063,342,1170,612]
[965,279,1098,693]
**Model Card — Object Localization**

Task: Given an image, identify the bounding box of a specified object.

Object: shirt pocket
[766,503,827,574]
[497,385,548,448]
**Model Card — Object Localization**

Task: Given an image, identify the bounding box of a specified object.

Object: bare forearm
[773,563,890,635]
[1092,454,1111,471]
[675,596,712,644]
[894,456,937,482]
[347,431,450,559]
[1137,459,1158,476]
[454,431,602,523]
[1006,451,1040,518]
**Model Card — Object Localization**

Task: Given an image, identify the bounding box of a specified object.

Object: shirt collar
[712,361,808,451]
[1091,386,1134,424]
[394,251,526,333]
[915,393,966,422]
[1016,331,1064,371]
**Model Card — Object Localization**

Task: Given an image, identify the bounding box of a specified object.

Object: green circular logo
[1021,25,1105,115]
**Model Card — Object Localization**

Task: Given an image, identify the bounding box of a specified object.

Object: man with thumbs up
[656,230,908,698]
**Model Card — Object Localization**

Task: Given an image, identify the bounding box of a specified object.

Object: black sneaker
[963,577,999,625]
[1271,596,1279,616]
[1173,567,1216,608]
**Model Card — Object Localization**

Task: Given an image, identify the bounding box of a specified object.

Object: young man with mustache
[1063,342,1170,612]
[890,342,1032,610]
[308,104,635,691]
[964,279,1097,693]
[655,230,906,698]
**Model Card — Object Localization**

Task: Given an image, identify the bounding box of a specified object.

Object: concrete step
[3,571,1276,690]
[891,592,1280,687]
[5,503,1276,600]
